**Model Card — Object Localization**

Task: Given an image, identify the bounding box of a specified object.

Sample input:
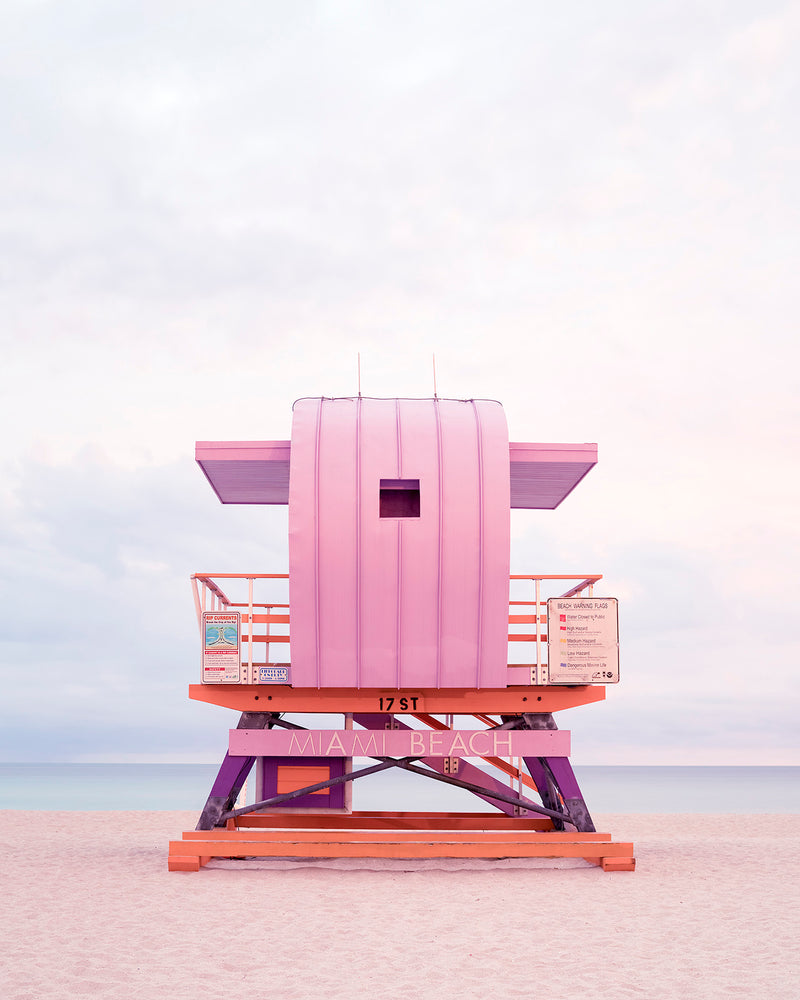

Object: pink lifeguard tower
[169,397,634,871]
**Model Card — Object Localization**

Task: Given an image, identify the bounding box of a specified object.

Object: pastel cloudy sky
[2,1,797,765]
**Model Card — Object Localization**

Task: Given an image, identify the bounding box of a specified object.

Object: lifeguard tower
[169,397,634,871]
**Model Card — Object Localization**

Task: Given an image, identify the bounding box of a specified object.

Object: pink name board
[229,728,570,758]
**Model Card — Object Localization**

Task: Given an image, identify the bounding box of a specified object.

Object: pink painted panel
[358,398,402,687]
[316,399,359,687]
[230,728,571,758]
[437,402,481,687]
[509,442,597,463]
[506,665,533,685]
[288,398,511,688]
[474,402,512,684]
[392,398,441,687]
[287,400,321,685]
[196,441,291,462]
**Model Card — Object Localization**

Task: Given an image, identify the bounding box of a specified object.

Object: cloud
[1,1,797,763]
[0,449,287,758]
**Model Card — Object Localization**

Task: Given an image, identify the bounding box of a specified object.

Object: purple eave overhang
[508,442,597,509]
[196,441,291,505]
[195,440,597,509]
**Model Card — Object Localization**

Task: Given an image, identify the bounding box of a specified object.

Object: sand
[1,811,798,999]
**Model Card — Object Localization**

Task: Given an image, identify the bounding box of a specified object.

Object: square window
[379,479,420,518]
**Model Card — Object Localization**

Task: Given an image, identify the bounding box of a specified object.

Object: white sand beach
[1,811,797,1000]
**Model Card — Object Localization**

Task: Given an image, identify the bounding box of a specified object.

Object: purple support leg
[523,756,565,830]
[519,713,596,833]
[543,755,596,832]
[196,712,277,830]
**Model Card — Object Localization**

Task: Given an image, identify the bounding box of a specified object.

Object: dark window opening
[379,479,420,518]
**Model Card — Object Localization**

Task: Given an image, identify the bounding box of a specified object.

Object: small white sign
[202,612,241,683]
[259,665,290,684]
[545,598,619,685]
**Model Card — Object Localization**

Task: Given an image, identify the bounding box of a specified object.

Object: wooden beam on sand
[168,832,635,863]
[231,811,555,831]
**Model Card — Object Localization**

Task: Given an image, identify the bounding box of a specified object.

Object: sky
[1,0,798,768]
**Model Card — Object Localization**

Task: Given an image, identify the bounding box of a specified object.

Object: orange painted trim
[408,712,538,790]
[180,829,613,843]
[233,811,554,831]
[168,855,201,872]
[509,574,602,581]
[479,756,538,790]
[188,684,606,714]
[601,857,636,872]
[242,614,291,624]
[471,713,500,727]
[168,837,635,861]
[241,632,550,643]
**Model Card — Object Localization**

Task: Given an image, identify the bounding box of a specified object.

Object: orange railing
[191,572,602,685]
[507,574,601,684]
[192,574,290,684]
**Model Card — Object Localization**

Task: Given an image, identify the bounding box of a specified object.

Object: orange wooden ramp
[168,811,635,873]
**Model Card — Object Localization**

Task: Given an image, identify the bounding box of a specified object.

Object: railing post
[344,712,353,812]
[247,577,254,684]
[191,578,203,631]
[535,576,542,685]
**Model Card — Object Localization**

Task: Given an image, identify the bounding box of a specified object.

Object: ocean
[0,763,797,813]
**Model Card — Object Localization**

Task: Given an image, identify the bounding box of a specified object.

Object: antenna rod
[432,353,438,398]
[358,353,362,397]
